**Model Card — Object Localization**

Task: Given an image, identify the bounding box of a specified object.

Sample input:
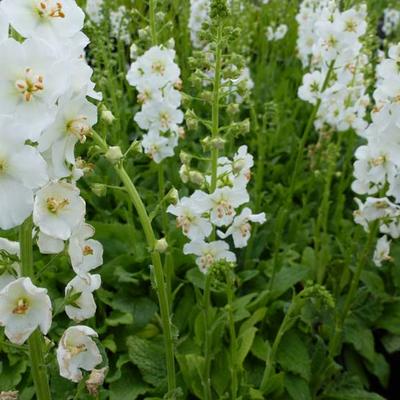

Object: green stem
[115,165,176,392]
[210,24,223,193]
[20,218,52,400]
[203,274,213,400]
[287,60,335,204]
[227,273,238,399]
[92,132,176,392]
[328,224,378,358]
[149,0,158,45]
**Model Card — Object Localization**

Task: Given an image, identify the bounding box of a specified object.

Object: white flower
[1,0,85,40]
[0,129,48,230]
[65,274,101,322]
[86,0,104,24]
[33,181,86,241]
[183,240,236,273]
[0,277,52,344]
[57,325,102,382]
[141,131,177,163]
[218,208,266,248]
[127,46,180,92]
[38,93,98,179]
[373,235,392,267]
[37,231,64,254]
[0,37,69,135]
[209,187,249,227]
[298,71,323,105]
[167,191,212,240]
[68,224,103,275]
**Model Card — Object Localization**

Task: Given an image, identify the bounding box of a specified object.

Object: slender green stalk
[227,273,238,399]
[20,218,52,400]
[210,24,223,192]
[91,132,176,392]
[115,166,176,392]
[203,274,213,400]
[287,60,335,203]
[328,224,378,357]
[149,0,158,46]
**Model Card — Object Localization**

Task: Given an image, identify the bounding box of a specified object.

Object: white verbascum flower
[373,235,392,267]
[33,181,86,240]
[38,93,98,179]
[0,130,48,230]
[0,37,69,136]
[218,208,266,248]
[68,224,103,275]
[0,8,8,41]
[184,240,236,274]
[37,231,64,254]
[57,325,102,382]
[85,0,104,24]
[209,187,249,227]
[65,274,101,322]
[167,191,212,241]
[1,0,85,40]
[0,277,52,344]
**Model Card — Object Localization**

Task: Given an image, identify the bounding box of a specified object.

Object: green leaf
[176,353,204,399]
[109,365,148,400]
[285,374,312,400]
[237,327,258,366]
[239,307,267,336]
[105,310,134,326]
[343,317,375,362]
[186,267,206,290]
[381,334,400,354]
[376,301,400,334]
[0,358,28,390]
[126,336,167,388]
[269,265,310,300]
[276,330,311,381]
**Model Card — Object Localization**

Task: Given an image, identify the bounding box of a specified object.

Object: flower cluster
[297,2,369,136]
[353,44,400,267]
[126,46,184,163]
[169,146,266,273]
[189,0,210,48]
[382,8,400,37]
[0,0,103,383]
[110,5,131,44]
[86,0,104,25]
[266,24,288,42]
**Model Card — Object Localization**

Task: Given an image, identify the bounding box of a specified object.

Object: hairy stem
[20,217,52,400]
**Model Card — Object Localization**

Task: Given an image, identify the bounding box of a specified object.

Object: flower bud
[180,151,192,165]
[167,38,175,49]
[185,109,198,131]
[179,164,190,183]
[210,137,226,150]
[227,103,240,115]
[92,183,107,197]
[155,238,168,253]
[127,140,143,155]
[130,43,139,60]
[101,110,115,125]
[105,146,123,164]
[166,188,179,205]
[189,170,205,186]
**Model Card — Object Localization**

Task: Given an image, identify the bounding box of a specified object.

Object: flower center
[46,197,70,214]
[240,222,251,238]
[159,112,171,129]
[0,158,8,175]
[12,298,30,315]
[36,1,65,19]
[344,19,358,32]
[370,156,386,167]
[216,200,234,219]
[67,116,91,143]
[15,68,44,102]
[67,343,87,356]
[177,214,194,234]
[83,245,94,256]
[152,61,166,75]
[199,252,215,269]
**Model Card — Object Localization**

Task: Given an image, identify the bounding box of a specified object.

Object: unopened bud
[127,140,143,155]
[210,137,226,150]
[189,170,205,186]
[167,188,179,205]
[180,151,192,165]
[101,110,115,125]
[155,238,168,253]
[92,183,107,197]
[105,146,123,164]
[185,110,198,131]
[130,43,139,60]
[227,103,240,115]
[179,164,190,183]
[166,38,175,49]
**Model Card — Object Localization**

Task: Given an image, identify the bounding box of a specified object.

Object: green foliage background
[2,0,400,399]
